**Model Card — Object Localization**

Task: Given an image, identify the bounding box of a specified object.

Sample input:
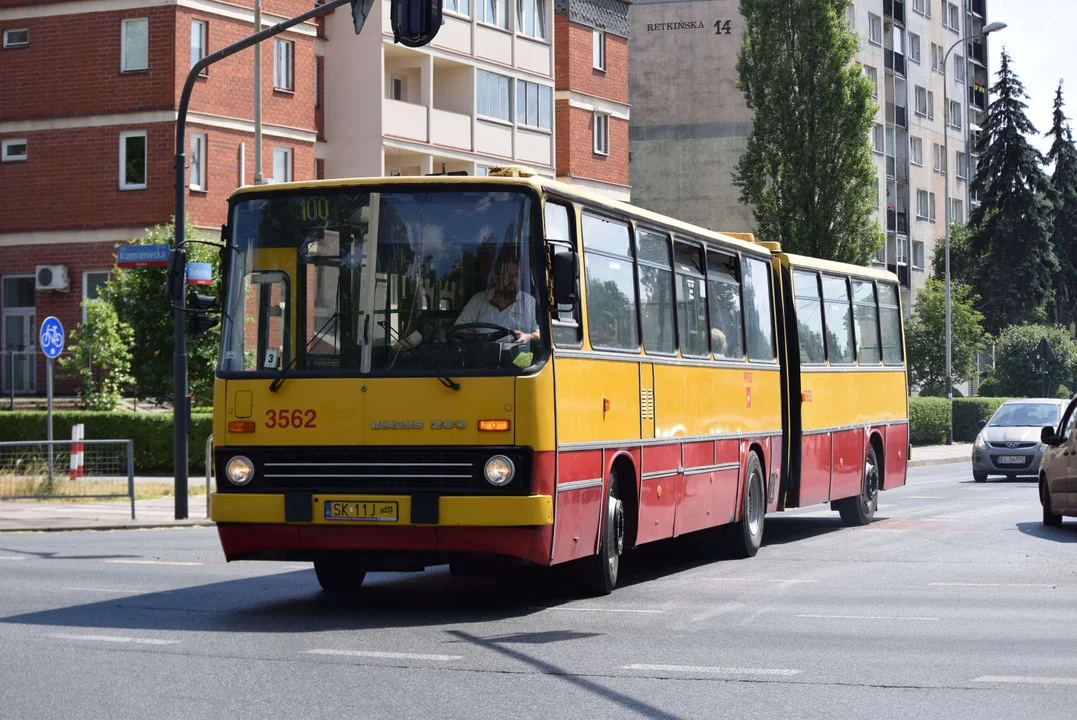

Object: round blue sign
[39,316,64,359]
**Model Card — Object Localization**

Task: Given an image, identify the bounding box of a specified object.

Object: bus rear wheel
[314,557,367,593]
[728,452,765,558]
[580,471,625,596]
[837,445,880,527]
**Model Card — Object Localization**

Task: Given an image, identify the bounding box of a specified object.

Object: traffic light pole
[171,0,352,519]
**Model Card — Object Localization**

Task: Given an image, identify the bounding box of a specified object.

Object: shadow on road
[1016,521,1077,542]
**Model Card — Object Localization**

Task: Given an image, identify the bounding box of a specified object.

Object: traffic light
[187,290,219,340]
[350,0,442,46]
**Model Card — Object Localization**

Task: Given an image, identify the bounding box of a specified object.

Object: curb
[908,456,968,468]
[0,520,214,533]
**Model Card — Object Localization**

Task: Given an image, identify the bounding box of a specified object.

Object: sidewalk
[909,443,972,468]
[0,496,212,532]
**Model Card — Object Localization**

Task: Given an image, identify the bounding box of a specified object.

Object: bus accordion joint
[478,420,511,432]
[228,421,256,433]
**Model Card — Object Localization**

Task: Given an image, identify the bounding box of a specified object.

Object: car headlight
[225,455,254,486]
[974,435,985,450]
[484,455,515,487]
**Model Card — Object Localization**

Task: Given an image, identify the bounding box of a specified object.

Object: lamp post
[942,20,1006,443]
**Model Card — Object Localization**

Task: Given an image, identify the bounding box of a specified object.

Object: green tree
[904,278,989,395]
[59,299,135,411]
[1044,81,1077,327]
[99,220,222,406]
[930,222,976,288]
[968,50,1057,334]
[734,0,882,264]
[992,324,1077,398]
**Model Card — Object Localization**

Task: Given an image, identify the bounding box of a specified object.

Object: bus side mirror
[552,249,577,307]
[390,0,443,48]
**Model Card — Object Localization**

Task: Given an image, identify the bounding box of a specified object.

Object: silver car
[972,399,1068,482]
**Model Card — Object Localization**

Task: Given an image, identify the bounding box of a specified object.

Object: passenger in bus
[454,250,540,343]
[711,327,728,356]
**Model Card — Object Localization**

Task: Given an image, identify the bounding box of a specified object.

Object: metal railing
[1,351,37,401]
[0,439,135,519]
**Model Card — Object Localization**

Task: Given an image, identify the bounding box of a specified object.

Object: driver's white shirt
[455,290,539,334]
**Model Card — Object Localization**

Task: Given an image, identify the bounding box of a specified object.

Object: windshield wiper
[269,312,341,393]
[378,321,460,391]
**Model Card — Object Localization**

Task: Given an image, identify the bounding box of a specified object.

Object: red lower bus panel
[798,433,832,507]
[439,526,552,566]
[298,525,438,551]
[551,483,605,564]
[218,524,299,560]
[711,467,741,526]
[883,423,909,490]
[638,475,677,544]
[829,429,864,501]
[674,471,712,536]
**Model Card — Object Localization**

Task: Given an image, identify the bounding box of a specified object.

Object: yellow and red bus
[209,168,908,594]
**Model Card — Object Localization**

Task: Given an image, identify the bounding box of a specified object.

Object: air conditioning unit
[36,265,69,292]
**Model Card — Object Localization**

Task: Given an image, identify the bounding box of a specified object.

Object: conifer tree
[1045,81,1077,327]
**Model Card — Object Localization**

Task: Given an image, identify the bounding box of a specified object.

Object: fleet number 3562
[265,409,317,428]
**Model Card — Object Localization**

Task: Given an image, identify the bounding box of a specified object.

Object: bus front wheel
[314,557,367,593]
[728,452,765,558]
[837,445,880,527]
[580,471,625,596]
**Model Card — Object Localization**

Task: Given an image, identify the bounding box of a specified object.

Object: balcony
[969,40,986,66]
[885,50,906,78]
[970,84,987,111]
[430,108,472,151]
[968,0,986,17]
[383,99,428,144]
[884,0,905,24]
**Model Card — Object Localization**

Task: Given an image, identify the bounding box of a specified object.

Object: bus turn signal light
[478,419,511,432]
[228,421,256,433]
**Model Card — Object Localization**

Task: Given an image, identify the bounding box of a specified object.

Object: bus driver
[454,251,540,343]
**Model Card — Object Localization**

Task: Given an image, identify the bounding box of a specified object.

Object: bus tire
[728,452,765,559]
[314,557,367,593]
[837,445,880,527]
[581,470,625,596]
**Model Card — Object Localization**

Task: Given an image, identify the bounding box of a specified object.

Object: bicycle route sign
[39,316,64,359]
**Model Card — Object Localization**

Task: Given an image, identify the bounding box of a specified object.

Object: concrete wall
[324,5,384,178]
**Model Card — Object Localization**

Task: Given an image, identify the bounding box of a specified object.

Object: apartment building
[628,0,991,302]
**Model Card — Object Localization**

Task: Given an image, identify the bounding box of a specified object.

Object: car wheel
[314,557,367,593]
[1042,479,1063,527]
[727,452,765,558]
[837,445,880,527]
[973,472,987,483]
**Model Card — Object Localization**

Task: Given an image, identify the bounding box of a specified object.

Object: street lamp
[943,20,1006,443]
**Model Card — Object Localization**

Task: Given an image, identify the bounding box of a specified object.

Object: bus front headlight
[225,455,255,486]
[484,455,515,487]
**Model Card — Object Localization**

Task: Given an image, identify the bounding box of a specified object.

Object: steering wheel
[447,322,516,344]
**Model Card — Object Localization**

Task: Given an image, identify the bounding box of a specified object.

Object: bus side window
[793,270,826,364]
[582,212,639,351]
[742,256,776,361]
[852,279,882,364]
[706,250,744,359]
[637,228,676,354]
[821,274,855,364]
[673,239,709,358]
[878,282,903,364]
[545,201,581,347]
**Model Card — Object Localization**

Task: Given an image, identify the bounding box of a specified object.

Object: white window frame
[3,28,29,48]
[926,90,934,120]
[947,2,960,32]
[929,192,937,222]
[915,86,927,117]
[189,132,206,191]
[1,138,27,162]
[872,123,884,154]
[476,70,512,123]
[517,79,552,132]
[867,14,882,46]
[273,38,294,92]
[912,0,926,15]
[910,136,923,166]
[121,17,149,73]
[444,0,471,17]
[949,100,963,131]
[933,142,946,174]
[82,271,110,324]
[912,240,925,270]
[191,19,208,75]
[908,33,921,64]
[955,54,965,83]
[593,112,609,156]
[951,198,964,224]
[865,65,878,98]
[593,29,605,71]
[273,146,293,183]
[957,151,968,180]
[477,0,508,30]
[847,3,855,29]
[916,189,930,220]
[516,0,547,40]
[119,130,147,191]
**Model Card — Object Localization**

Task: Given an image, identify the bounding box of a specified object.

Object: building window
[517,0,546,40]
[908,33,921,64]
[191,19,208,75]
[82,271,110,324]
[933,142,946,174]
[929,192,937,222]
[872,123,884,154]
[1,138,27,162]
[916,189,930,220]
[912,0,926,15]
[867,14,882,45]
[477,0,508,29]
[3,28,29,48]
[912,240,925,270]
[388,75,407,101]
[926,89,934,119]
[957,151,968,180]
[119,131,147,190]
[930,42,941,72]
[189,132,206,191]
[517,80,552,131]
[910,136,923,166]
[593,29,605,71]
[274,39,294,91]
[846,3,855,29]
[946,2,960,32]
[121,18,149,72]
[594,112,609,155]
[914,86,927,117]
[949,100,962,130]
[477,70,512,122]
[865,65,878,97]
[951,198,964,224]
[955,54,965,83]
[873,177,880,208]
[444,0,470,16]
[474,164,490,176]
[273,146,292,183]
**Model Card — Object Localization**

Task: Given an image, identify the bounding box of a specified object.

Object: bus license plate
[325,500,398,522]
[997,455,1024,465]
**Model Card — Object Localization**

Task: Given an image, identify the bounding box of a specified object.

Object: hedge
[909,397,951,446]
[952,397,1015,443]
[0,411,212,473]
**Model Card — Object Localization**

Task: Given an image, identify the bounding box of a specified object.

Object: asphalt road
[2,463,1076,720]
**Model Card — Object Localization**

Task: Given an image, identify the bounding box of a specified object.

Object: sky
[991,0,1077,154]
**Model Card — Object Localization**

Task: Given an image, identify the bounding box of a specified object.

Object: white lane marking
[929,582,1055,588]
[796,614,939,621]
[104,559,203,566]
[899,496,944,499]
[542,607,663,614]
[625,664,801,677]
[48,633,178,645]
[304,649,462,661]
[973,675,1077,686]
[713,578,818,584]
[0,556,27,561]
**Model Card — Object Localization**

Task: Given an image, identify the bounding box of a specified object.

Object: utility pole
[253,0,264,185]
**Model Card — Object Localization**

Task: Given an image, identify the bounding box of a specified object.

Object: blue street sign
[186,261,213,285]
[117,244,170,268]
[40,316,64,359]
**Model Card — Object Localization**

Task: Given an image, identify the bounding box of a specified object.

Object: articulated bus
[209,167,908,594]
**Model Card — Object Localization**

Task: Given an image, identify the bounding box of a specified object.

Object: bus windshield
[219,188,542,377]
